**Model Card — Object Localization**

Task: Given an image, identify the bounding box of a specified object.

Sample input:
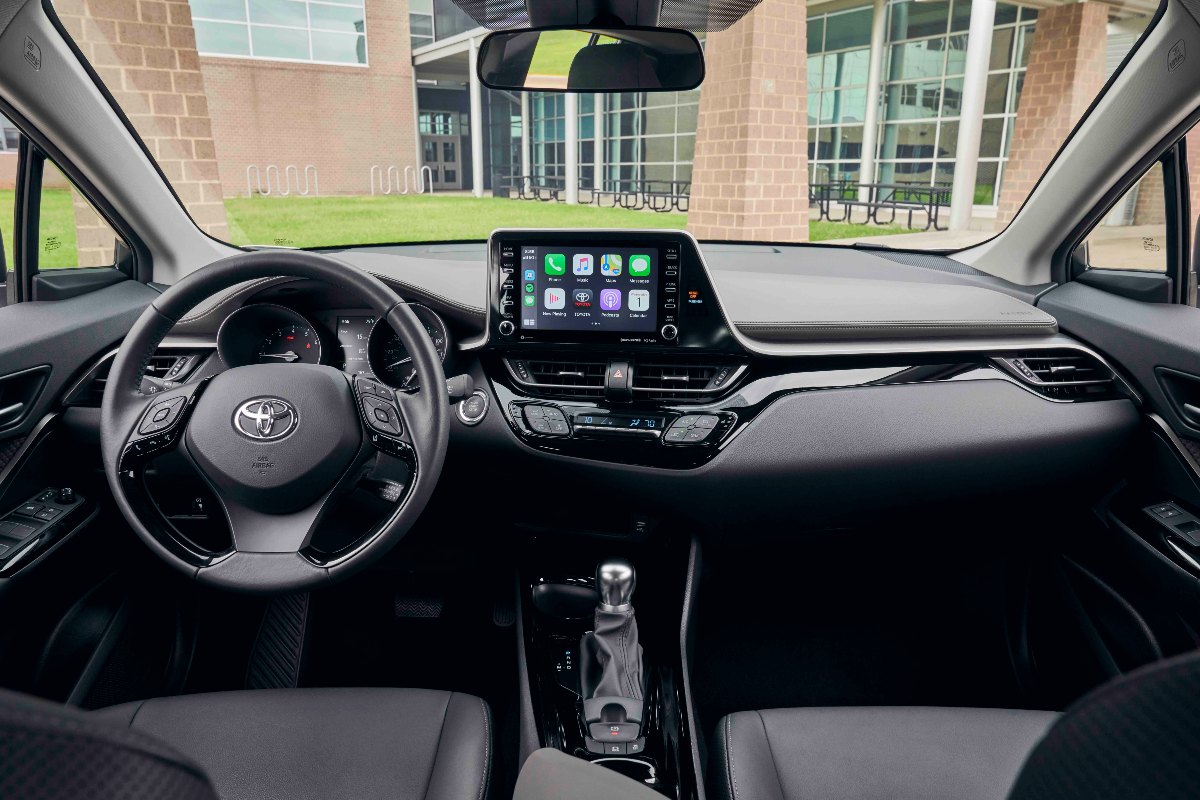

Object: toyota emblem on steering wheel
[233,398,298,440]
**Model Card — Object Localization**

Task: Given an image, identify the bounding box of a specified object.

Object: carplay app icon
[629,254,651,276]
[544,254,566,275]
[573,254,594,275]
[601,254,623,277]
[628,289,650,311]
[600,289,622,311]
[544,287,566,309]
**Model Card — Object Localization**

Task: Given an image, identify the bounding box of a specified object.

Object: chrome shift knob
[597,559,636,612]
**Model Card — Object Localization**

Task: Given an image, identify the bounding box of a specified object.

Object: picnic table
[810,181,952,231]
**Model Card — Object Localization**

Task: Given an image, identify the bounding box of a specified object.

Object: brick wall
[200,0,419,205]
[996,2,1107,226]
[56,0,231,254]
[687,0,808,242]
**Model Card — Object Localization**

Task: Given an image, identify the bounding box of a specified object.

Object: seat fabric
[93,687,491,800]
[711,706,1057,800]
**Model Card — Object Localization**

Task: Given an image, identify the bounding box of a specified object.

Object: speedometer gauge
[368,305,448,389]
[256,323,322,365]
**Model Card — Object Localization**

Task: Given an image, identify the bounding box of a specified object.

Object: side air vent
[631,360,746,403]
[506,356,607,400]
[998,351,1119,401]
[65,349,210,407]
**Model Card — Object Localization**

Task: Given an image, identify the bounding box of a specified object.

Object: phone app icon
[523,294,536,307]
[523,269,535,281]
[601,254,623,276]
[573,289,594,308]
[629,254,651,276]
[544,254,566,275]
[599,289,622,311]
[544,287,566,309]
[573,254,594,275]
[628,289,651,311]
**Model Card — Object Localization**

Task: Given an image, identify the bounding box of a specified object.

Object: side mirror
[476,26,704,93]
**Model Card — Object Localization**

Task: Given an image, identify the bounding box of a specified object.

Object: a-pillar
[688,0,808,242]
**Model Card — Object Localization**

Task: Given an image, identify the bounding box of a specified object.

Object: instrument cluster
[216,303,450,389]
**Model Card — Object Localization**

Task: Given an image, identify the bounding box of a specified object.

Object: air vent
[632,360,746,403]
[998,351,1119,401]
[506,356,607,400]
[65,349,209,407]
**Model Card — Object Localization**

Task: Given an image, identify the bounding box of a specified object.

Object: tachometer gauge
[368,304,449,389]
[257,323,322,365]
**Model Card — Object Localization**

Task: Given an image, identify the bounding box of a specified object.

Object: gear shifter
[579,559,645,749]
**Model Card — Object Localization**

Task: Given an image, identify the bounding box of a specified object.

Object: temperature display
[574,413,667,431]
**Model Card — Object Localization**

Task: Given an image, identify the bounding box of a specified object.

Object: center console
[486,230,751,468]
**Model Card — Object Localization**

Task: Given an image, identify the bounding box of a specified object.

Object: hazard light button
[605,360,632,402]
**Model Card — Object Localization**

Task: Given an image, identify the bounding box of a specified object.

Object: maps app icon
[601,254,623,276]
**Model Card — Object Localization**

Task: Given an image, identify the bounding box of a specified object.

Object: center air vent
[505,355,746,403]
[631,360,746,403]
[998,351,1120,401]
[506,356,607,399]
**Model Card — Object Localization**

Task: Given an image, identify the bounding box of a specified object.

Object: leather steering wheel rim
[100,250,450,593]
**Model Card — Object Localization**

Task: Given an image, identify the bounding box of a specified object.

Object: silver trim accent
[1166,537,1200,574]
[1146,413,1200,478]
[574,425,662,438]
[0,413,57,489]
[456,390,489,426]
[631,364,749,396]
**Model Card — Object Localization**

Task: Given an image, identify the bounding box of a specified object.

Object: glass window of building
[808,0,1036,206]
[410,0,433,49]
[189,0,368,65]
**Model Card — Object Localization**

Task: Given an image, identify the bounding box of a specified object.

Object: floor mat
[692,528,1029,739]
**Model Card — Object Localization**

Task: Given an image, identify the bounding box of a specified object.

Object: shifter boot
[582,607,643,701]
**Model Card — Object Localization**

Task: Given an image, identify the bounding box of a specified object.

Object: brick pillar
[687,0,808,242]
[54,0,230,247]
[996,2,1107,226]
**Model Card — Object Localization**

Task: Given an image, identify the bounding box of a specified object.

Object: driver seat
[0,687,490,800]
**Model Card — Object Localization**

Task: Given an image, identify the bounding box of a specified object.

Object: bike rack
[246,164,319,196]
[370,165,435,195]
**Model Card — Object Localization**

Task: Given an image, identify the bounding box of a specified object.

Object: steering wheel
[100,251,449,593]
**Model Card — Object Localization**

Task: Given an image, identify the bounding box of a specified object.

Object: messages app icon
[544,254,566,275]
[629,254,651,276]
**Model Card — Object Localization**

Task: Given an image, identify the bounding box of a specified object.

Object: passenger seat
[710,649,1200,800]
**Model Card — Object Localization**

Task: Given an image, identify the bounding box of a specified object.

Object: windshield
[54,0,1152,250]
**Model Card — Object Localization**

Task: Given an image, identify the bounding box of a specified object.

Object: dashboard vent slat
[507,357,607,400]
[999,352,1120,401]
[631,359,746,404]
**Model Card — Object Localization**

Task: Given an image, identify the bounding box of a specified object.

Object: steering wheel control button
[138,396,187,435]
[457,391,489,426]
[362,395,402,436]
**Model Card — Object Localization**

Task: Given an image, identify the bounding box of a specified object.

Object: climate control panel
[506,400,736,448]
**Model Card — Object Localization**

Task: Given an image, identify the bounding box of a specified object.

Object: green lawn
[527,30,592,78]
[0,188,80,270]
[223,194,689,248]
[0,192,909,270]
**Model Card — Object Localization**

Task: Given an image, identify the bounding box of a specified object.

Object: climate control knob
[660,324,678,341]
[498,320,515,337]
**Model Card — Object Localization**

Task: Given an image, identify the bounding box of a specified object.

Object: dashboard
[128,229,1141,529]
[215,301,450,390]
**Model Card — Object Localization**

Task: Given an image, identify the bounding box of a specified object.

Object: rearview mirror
[476,26,704,93]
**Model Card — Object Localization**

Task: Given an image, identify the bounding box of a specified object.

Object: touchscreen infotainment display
[519,246,660,334]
